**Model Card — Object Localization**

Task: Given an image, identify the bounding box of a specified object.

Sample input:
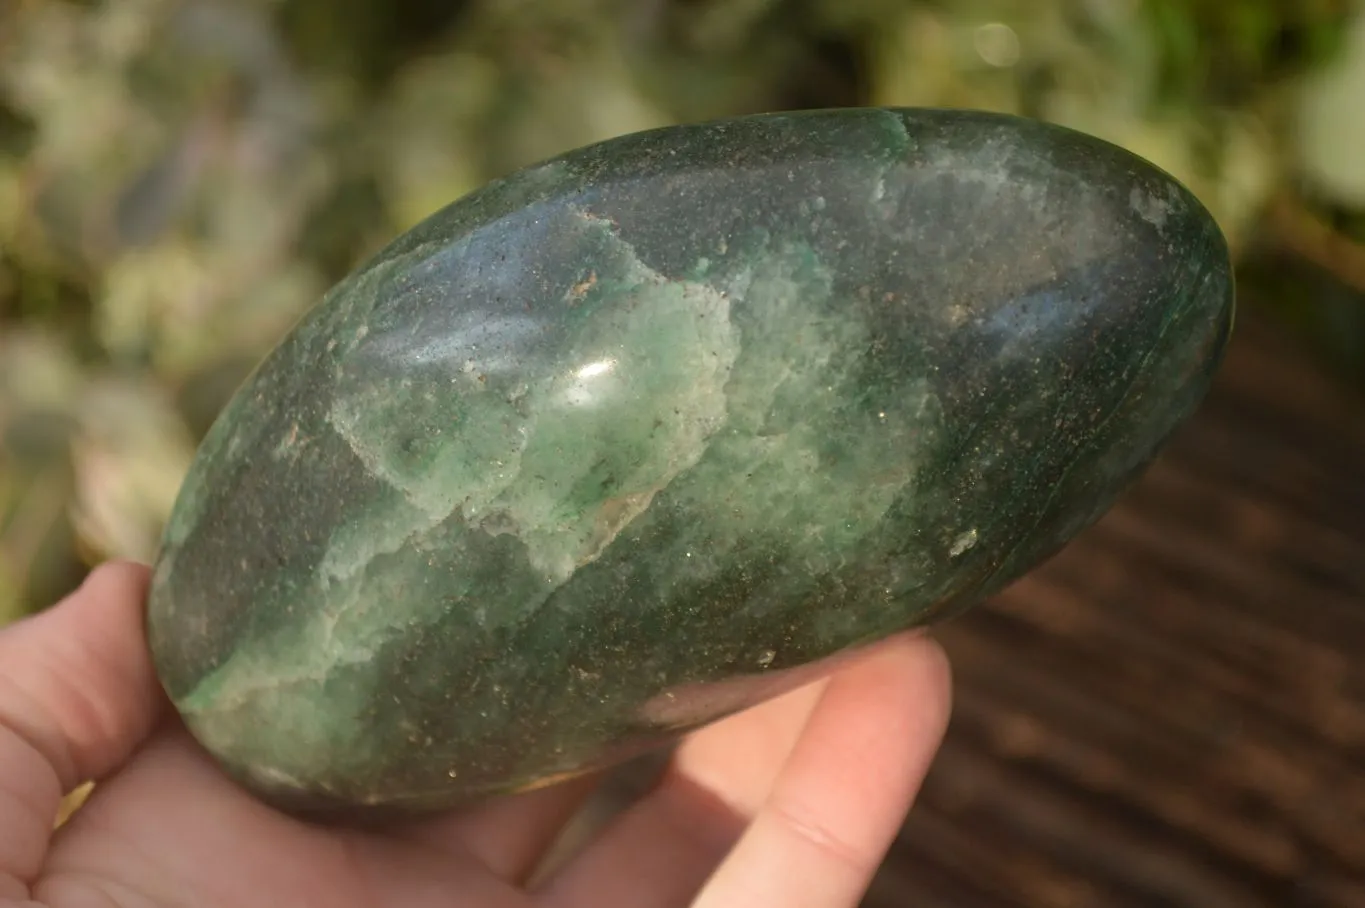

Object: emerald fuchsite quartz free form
[146,107,1234,816]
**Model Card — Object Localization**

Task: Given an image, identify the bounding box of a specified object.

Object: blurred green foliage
[2,0,1364,622]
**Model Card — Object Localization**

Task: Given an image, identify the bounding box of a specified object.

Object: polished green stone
[146,107,1233,816]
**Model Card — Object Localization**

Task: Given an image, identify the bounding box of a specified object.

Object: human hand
[1,561,950,908]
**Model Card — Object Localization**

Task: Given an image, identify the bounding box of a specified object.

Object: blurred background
[3,0,1365,904]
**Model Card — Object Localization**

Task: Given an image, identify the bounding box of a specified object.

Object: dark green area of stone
[145,107,1233,815]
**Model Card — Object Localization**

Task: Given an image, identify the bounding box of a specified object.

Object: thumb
[0,561,164,900]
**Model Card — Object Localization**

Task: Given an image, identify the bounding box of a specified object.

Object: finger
[0,561,163,894]
[535,680,826,908]
[669,664,833,814]
[396,771,600,882]
[692,634,951,908]
[535,636,913,908]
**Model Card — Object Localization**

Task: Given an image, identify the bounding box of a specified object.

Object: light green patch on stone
[177,570,385,784]
[625,238,936,604]
[326,207,741,586]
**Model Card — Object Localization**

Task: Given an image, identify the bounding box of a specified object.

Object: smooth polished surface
[146,107,1234,815]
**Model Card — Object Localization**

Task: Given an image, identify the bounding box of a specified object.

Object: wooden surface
[548,309,1365,906]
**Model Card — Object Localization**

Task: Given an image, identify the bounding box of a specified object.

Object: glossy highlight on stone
[146,107,1234,816]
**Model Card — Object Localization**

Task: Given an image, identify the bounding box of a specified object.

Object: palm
[2,563,949,908]
[40,730,529,907]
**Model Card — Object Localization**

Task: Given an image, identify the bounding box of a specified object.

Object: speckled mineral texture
[146,107,1234,816]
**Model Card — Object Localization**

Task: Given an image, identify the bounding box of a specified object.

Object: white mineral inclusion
[950,528,979,557]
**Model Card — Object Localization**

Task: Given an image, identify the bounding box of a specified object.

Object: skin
[0,561,951,908]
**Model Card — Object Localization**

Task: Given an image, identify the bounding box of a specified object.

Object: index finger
[691,634,951,908]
